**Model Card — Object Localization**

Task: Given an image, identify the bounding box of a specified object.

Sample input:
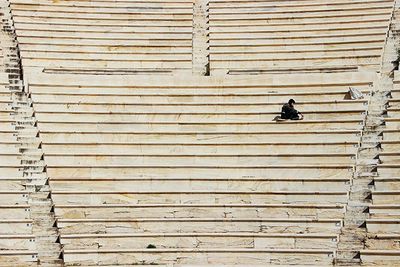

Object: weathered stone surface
[0,0,399,265]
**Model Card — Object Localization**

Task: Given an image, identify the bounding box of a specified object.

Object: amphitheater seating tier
[0,0,399,265]
[0,73,37,264]
[209,0,393,75]
[9,0,194,74]
[21,71,375,265]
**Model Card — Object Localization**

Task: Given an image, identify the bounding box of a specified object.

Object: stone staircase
[0,0,62,265]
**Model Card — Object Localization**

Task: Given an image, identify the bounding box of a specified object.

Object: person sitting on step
[281,99,303,120]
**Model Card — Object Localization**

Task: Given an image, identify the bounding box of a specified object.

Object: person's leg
[291,116,300,120]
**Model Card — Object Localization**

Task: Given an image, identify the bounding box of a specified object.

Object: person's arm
[291,107,299,115]
[281,104,289,118]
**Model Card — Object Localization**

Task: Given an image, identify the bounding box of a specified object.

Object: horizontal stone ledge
[40,68,191,75]
[21,56,192,63]
[11,6,194,15]
[210,54,382,63]
[0,177,27,181]
[212,30,384,40]
[50,180,350,192]
[14,17,193,27]
[210,22,388,31]
[214,3,388,12]
[17,21,380,34]
[377,164,400,168]
[209,39,385,49]
[209,38,384,47]
[0,191,29,194]
[58,217,342,223]
[54,206,344,215]
[17,32,193,41]
[368,234,400,239]
[369,204,400,210]
[0,234,35,239]
[43,153,356,157]
[373,177,400,181]
[31,101,368,107]
[225,68,376,76]
[361,249,400,255]
[37,134,361,142]
[26,70,375,86]
[31,109,367,115]
[31,114,365,123]
[0,204,30,207]
[12,1,389,13]
[37,138,361,145]
[20,52,192,61]
[49,177,351,182]
[367,218,400,223]
[372,190,400,195]
[9,0,381,6]
[210,60,380,70]
[0,250,37,255]
[14,9,385,22]
[36,124,363,133]
[54,200,345,208]
[16,32,386,43]
[60,232,338,238]
[0,218,32,222]
[11,10,193,20]
[62,247,335,254]
[56,218,343,235]
[18,37,192,46]
[21,62,192,70]
[35,119,364,125]
[52,190,348,195]
[61,252,334,265]
[209,50,383,60]
[209,10,392,21]
[37,129,362,134]
[15,19,193,27]
[45,160,355,167]
[209,31,387,41]
[39,128,345,143]
[208,0,390,6]
[22,54,192,62]
[40,141,360,145]
[209,4,393,15]
[45,165,355,169]
[210,46,384,54]
[46,164,352,175]
[29,90,369,97]
[55,203,344,208]
[0,165,26,168]
[11,2,193,9]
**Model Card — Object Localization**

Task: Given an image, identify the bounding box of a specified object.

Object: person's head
[288,99,296,107]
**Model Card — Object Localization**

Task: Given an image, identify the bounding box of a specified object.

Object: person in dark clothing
[281,99,303,120]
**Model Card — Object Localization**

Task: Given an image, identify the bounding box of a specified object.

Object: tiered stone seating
[361,70,400,265]
[0,72,37,264]
[9,0,194,74]
[24,71,374,265]
[208,0,394,75]
[2,0,399,265]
